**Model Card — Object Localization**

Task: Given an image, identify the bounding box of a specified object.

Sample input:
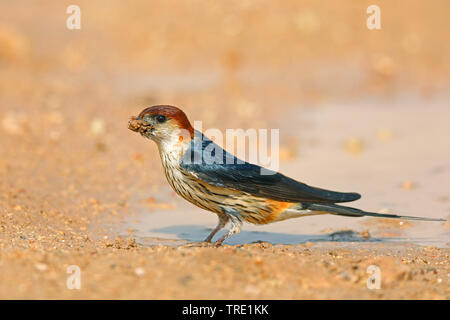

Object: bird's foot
[213,239,223,247]
[204,216,229,243]
[213,232,231,247]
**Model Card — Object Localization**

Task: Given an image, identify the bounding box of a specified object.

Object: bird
[128,105,444,245]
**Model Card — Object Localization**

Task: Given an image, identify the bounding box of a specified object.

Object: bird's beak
[128,116,153,136]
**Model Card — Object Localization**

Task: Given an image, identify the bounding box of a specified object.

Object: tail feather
[306,203,446,222]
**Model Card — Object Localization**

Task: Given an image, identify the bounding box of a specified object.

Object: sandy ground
[0,1,449,299]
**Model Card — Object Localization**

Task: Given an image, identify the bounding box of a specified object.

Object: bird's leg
[214,216,242,246]
[204,215,229,243]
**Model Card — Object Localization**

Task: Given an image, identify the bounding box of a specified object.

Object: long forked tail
[305,203,446,222]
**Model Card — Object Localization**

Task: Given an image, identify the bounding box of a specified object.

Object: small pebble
[35,263,48,272]
[90,119,105,135]
[344,137,365,155]
[401,181,415,190]
[134,267,146,277]
[377,128,393,142]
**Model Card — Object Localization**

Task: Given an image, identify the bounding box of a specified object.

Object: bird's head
[128,105,194,149]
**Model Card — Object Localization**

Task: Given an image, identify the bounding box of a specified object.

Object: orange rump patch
[261,199,293,223]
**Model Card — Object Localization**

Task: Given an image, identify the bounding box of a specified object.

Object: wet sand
[1,1,449,299]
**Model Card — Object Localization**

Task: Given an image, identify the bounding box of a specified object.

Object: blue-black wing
[180,133,361,204]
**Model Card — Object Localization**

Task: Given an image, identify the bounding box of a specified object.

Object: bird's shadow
[149,224,389,245]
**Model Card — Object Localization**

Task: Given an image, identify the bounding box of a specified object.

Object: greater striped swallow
[128,105,444,245]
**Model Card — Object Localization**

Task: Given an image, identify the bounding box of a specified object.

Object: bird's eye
[156,115,166,123]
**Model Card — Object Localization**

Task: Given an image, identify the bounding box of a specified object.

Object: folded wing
[180,133,361,204]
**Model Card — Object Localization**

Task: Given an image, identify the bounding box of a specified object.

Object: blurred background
[1,0,449,243]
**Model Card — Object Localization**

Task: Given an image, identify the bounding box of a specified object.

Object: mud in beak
[128,116,153,136]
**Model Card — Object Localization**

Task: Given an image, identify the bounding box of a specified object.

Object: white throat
[155,132,191,168]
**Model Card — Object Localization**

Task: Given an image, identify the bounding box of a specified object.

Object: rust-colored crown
[138,105,194,137]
